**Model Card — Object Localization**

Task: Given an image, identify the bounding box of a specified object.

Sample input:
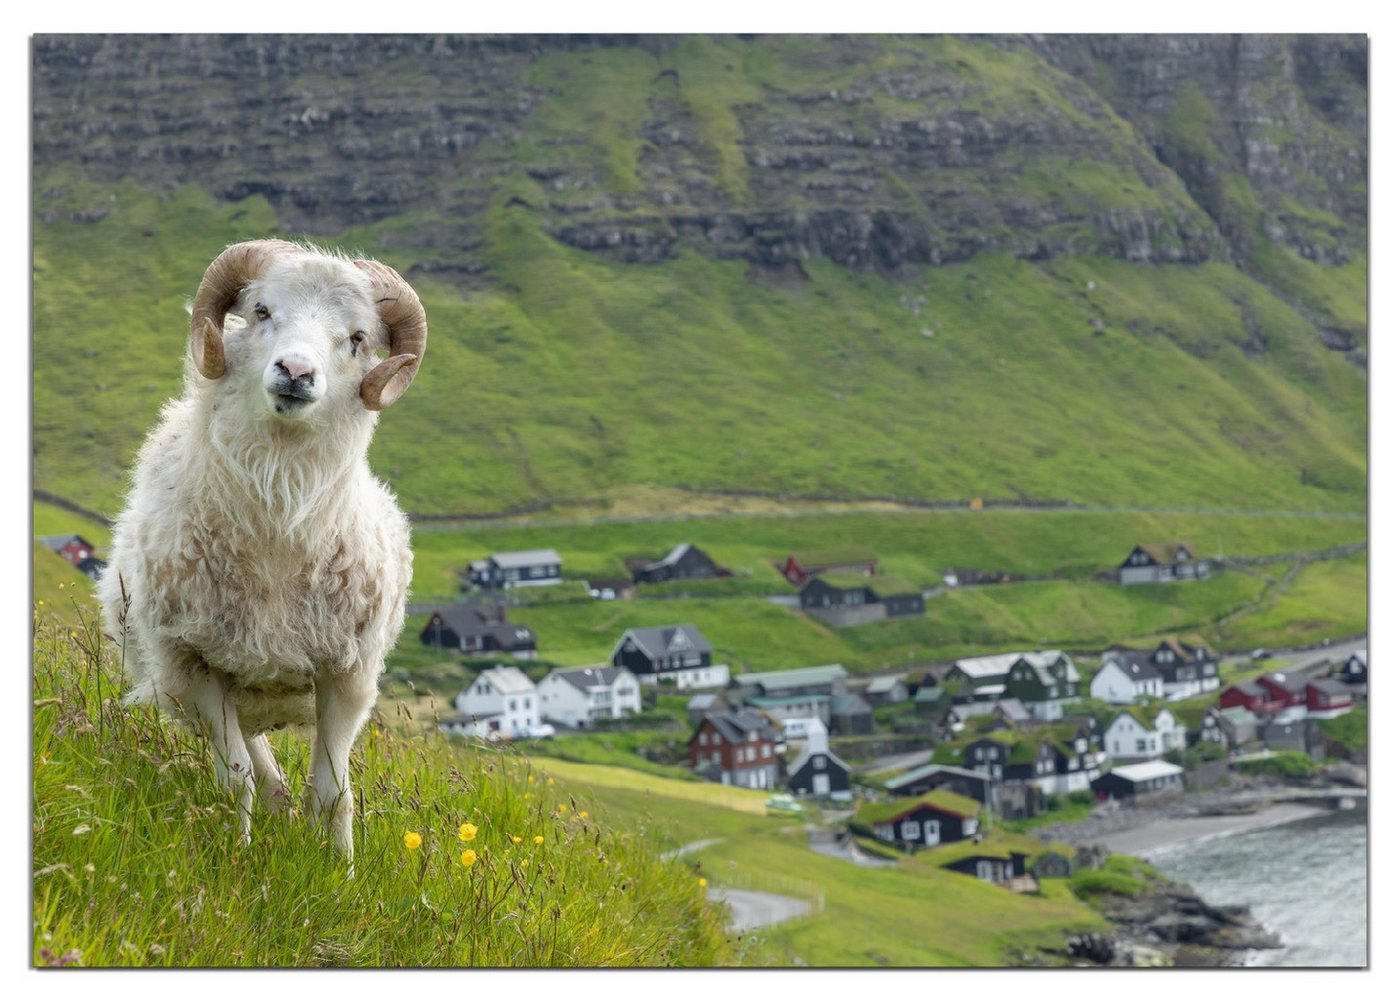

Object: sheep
[98,238,427,864]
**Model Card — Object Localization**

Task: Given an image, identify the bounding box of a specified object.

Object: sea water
[1141,808,1368,967]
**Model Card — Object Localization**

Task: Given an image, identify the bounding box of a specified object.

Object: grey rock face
[33,34,1364,283]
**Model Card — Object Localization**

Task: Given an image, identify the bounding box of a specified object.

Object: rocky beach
[1034,765,1367,967]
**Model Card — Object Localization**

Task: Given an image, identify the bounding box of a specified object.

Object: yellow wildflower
[578,811,589,820]
[527,774,536,784]
[547,777,555,786]
[458,822,478,842]
[698,877,708,888]
[460,849,477,868]
[521,858,530,869]
[404,831,422,851]
[511,835,523,844]
[557,803,569,814]
[533,835,544,846]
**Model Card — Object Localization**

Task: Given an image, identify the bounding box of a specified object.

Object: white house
[1090,651,1165,704]
[537,665,642,728]
[1104,708,1187,760]
[443,665,540,740]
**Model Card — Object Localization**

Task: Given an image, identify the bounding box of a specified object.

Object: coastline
[1090,802,1328,857]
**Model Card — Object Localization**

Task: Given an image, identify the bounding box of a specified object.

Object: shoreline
[1092,802,1330,857]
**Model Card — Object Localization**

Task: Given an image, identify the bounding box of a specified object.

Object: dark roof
[1308,678,1352,697]
[1100,650,1162,682]
[1227,679,1268,698]
[426,605,493,636]
[481,623,537,650]
[547,666,625,692]
[830,692,872,716]
[788,746,851,776]
[1156,637,1213,660]
[642,543,707,572]
[621,624,713,659]
[1260,671,1310,694]
[696,709,779,745]
[39,534,94,552]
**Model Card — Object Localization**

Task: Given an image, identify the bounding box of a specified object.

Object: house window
[508,699,517,712]
[712,751,721,765]
[761,745,770,759]
[901,821,920,841]
[699,732,708,747]
[974,747,984,761]
[813,757,826,770]
[977,861,993,880]
[1135,739,1147,752]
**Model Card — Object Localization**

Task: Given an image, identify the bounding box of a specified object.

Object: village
[36,519,1367,930]
[404,538,1368,896]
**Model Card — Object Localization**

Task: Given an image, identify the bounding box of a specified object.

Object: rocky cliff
[32,34,1365,291]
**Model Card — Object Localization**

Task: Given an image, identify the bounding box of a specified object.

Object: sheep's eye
[350,330,366,356]
[254,304,271,321]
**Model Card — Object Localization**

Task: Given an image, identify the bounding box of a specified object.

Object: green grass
[32,608,730,967]
[402,567,1280,677]
[687,833,1105,966]
[1217,552,1368,649]
[407,506,1363,602]
[34,174,1365,521]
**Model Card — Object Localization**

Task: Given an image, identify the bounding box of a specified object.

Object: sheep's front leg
[308,670,377,864]
[246,731,290,814]
[185,667,256,843]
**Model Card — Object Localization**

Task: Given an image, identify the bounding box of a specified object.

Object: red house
[39,534,96,566]
[1305,679,1354,719]
[1254,672,1309,709]
[778,547,879,587]
[687,709,781,789]
[1217,680,1286,715]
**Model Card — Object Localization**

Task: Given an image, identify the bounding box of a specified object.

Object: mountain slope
[31,34,1366,517]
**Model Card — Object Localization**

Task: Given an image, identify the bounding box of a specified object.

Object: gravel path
[706,887,813,932]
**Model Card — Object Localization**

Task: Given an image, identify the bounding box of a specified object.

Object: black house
[631,543,724,584]
[466,549,563,590]
[1338,651,1368,686]
[420,606,538,658]
[786,746,853,802]
[884,764,995,806]
[942,851,1029,885]
[798,573,925,618]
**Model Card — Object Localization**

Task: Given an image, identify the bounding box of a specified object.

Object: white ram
[98,239,426,863]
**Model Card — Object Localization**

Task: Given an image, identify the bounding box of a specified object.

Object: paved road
[806,826,897,868]
[706,887,814,932]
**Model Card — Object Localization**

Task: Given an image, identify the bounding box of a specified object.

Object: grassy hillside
[34,170,1365,520]
[32,607,729,967]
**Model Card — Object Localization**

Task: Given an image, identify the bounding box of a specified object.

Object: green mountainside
[32,35,1366,517]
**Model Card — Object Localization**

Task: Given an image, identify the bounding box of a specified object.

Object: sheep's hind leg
[184,666,256,844]
[246,731,290,814]
[308,670,377,867]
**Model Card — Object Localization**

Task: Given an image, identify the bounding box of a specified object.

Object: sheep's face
[218,256,387,430]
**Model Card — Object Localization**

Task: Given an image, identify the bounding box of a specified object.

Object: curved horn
[188,239,301,380]
[354,259,427,411]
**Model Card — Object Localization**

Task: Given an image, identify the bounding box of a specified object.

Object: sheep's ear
[192,316,226,380]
